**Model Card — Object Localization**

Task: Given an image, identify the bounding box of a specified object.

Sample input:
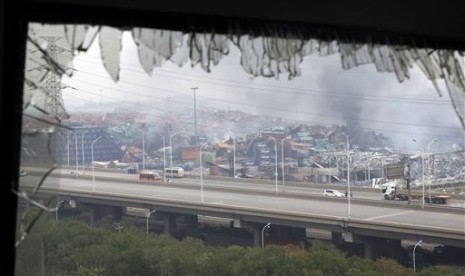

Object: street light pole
[422,150,425,207]
[81,130,89,168]
[261,222,271,248]
[426,139,438,204]
[413,138,437,207]
[67,131,70,167]
[342,133,351,218]
[199,143,208,202]
[199,143,209,203]
[413,240,422,274]
[55,200,65,221]
[412,139,425,207]
[146,209,157,236]
[91,136,102,192]
[169,132,179,180]
[233,136,236,177]
[137,128,145,170]
[191,87,198,146]
[330,153,337,185]
[281,136,290,192]
[268,136,278,195]
[155,133,166,183]
[74,132,79,175]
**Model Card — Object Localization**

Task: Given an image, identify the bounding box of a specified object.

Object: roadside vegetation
[15,212,463,276]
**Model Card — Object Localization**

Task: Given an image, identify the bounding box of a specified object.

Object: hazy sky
[60,30,464,151]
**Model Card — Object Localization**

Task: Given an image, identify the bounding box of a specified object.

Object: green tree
[373,258,410,276]
[18,214,462,276]
[345,256,378,276]
[197,245,246,276]
[417,266,464,276]
[305,241,350,275]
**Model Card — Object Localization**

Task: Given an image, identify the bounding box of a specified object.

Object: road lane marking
[366,210,417,221]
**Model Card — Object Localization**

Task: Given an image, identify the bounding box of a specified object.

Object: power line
[62,76,464,132]
[58,52,465,139]
[73,54,452,106]
[62,86,463,139]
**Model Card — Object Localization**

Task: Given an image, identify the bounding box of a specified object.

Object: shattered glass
[23,23,90,123]
[99,26,123,82]
[189,33,230,73]
[27,23,465,129]
[18,23,92,247]
[132,27,184,75]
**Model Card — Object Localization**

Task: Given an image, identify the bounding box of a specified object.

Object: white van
[164,167,185,178]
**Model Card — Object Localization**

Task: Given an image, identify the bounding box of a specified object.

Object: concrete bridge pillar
[232,220,264,247]
[107,206,123,221]
[93,205,123,222]
[355,235,402,261]
[184,214,199,237]
[74,202,123,223]
[331,231,344,246]
[233,220,307,248]
[237,222,264,247]
[268,225,306,246]
[75,202,101,223]
[384,238,402,263]
[252,225,262,247]
[364,237,375,260]
[162,213,177,236]
[90,204,104,223]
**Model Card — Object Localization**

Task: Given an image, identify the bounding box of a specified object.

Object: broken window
[13,14,465,275]
[24,23,465,128]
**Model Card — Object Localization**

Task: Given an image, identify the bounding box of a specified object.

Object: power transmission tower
[41,36,68,122]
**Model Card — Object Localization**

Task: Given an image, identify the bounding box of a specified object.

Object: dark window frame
[3,1,465,275]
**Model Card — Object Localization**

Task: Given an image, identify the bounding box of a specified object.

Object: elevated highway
[20,166,465,253]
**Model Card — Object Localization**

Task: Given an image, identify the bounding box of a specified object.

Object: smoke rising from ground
[64,35,464,151]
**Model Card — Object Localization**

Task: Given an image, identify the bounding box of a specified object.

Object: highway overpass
[19,166,465,260]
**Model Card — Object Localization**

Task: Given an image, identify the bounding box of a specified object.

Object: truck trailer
[381,183,451,204]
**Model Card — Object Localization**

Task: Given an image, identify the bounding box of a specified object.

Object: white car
[324,189,345,197]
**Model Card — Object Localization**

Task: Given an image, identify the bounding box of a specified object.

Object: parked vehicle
[259,161,272,166]
[241,160,254,167]
[236,168,255,178]
[381,183,451,204]
[139,170,161,182]
[323,189,345,197]
[164,167,185,178]
[127,166,138,174]
[256,143,266,148]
